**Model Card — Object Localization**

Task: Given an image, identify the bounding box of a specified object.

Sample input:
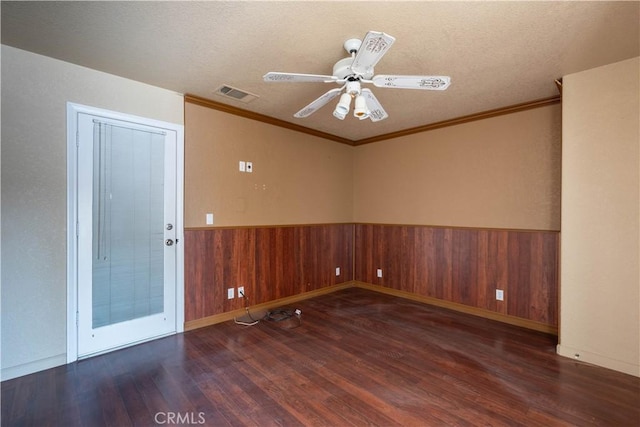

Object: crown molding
[185,94,562,146]
[184,94,353,145]
[353,95,562,145]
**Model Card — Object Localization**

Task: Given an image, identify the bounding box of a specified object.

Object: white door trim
[66,102,184,363]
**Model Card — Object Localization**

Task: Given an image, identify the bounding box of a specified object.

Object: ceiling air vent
[214,85,259,103]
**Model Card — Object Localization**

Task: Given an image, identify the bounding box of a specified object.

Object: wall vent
[214,85,259,103]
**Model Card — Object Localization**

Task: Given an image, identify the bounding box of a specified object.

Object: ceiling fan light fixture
[354,94,368,118]
[333,109,347,120]
[346,80,361,96]
[333,93,351,120]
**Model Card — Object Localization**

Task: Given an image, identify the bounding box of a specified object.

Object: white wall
[1,46,184,380]
[558,57,640,377]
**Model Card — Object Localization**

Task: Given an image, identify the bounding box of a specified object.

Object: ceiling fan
[263,31,451,122]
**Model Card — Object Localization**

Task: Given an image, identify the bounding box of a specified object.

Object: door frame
[66,102,184,363]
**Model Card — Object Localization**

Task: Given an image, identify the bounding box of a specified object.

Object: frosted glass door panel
[92,123,165,328]
[76,108,177,359]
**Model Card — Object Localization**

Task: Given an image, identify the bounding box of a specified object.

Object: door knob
[165,239,174,246]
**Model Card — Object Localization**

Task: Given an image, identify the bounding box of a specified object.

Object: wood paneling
[355,224,558,327]
[186,223,558,330]
[184,224,354,321]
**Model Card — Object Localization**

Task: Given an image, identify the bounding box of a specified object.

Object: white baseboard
[557,344,639,377]
[1,354,67,382]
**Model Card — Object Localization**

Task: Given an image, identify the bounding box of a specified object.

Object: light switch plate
[227,288,234,299]
[239,161,246,172]
[206,213,214,225]
[335,267,341,276]
[377,268,383,278]
[246,162,253,173]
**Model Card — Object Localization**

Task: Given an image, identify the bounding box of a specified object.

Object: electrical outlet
[496,289,504,301]
[377,268,383,278]
[335,267,341,276]
[238,286,245,298]
[227,288,235,299]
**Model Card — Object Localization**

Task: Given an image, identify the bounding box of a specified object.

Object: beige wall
[1,46,184,380]
[184,102,353,227]
[186,102,562,232]
[558,57,640,377]
[353,105,562,230]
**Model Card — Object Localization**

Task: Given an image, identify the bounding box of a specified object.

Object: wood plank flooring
[2,288,638,426]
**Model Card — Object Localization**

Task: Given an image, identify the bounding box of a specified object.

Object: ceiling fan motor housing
[332,37,373,80]
[333,56,374,81]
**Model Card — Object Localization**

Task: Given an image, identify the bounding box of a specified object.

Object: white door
[74,110,179,358]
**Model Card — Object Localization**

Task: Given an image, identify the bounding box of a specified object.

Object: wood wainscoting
[184,224,354,326]
[185,223,559,334]
[354,224,559,332]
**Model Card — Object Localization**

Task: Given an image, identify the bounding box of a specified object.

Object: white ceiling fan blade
[351,31,395,76]
[294,88,343,118]
[263,72,338,83]
[372,75,451,90]
[361,88,388,122]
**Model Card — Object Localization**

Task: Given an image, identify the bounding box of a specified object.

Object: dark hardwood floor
[2,288,639,426]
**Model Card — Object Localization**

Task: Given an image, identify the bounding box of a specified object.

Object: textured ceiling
[2,1,639,142]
